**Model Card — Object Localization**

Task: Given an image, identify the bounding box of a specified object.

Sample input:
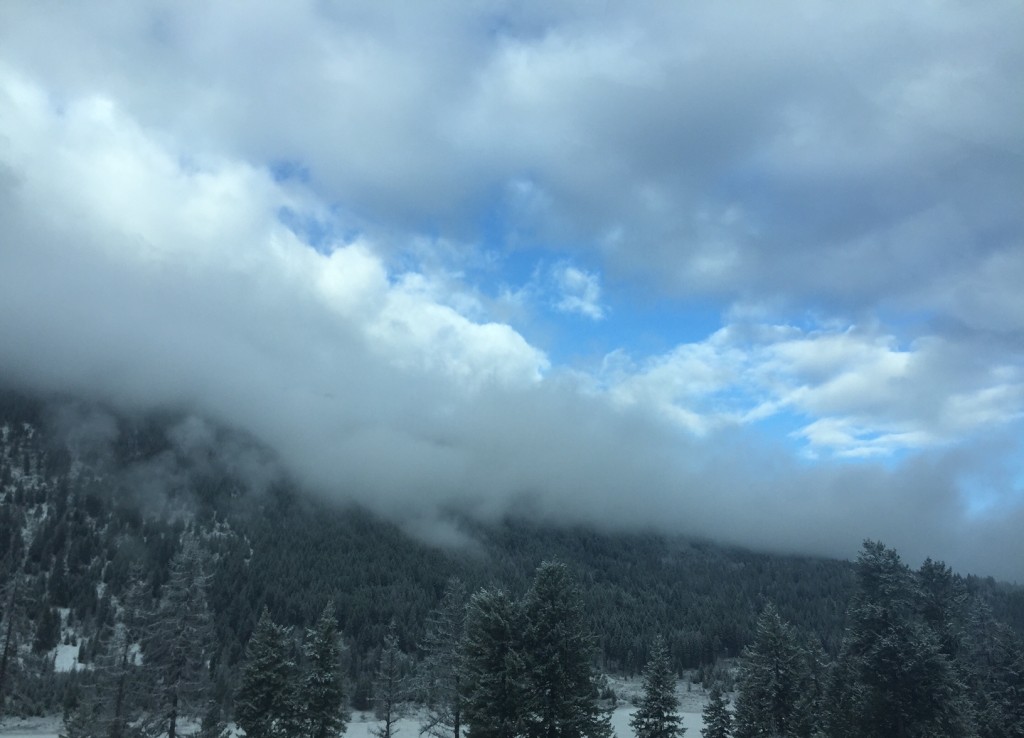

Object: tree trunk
[168,690,179,738]
[0,584,18,719]
[111,642,130,738]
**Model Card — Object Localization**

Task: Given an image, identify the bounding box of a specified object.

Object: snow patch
[51,642,86,673]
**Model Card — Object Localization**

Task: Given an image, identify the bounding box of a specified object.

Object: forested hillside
[1,388,1023,732]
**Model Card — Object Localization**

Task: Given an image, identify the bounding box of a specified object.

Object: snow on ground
[51,642,85,673]
[0,703,705,738]
[0,716,62,738]
[338,705,705,738]
[612,705,705,736]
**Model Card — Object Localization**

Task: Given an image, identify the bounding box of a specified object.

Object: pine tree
[461,587,529,738]
[0,572,28,719]
[97,571,149,738]
[824,540,973,738]
[419,578,467,738]
[32,605,61,654]
[701,686,732,738]
[733,604,811,738]
[303,601,349,738]
[141,535,216,738]
[236,607,301,738]
[630,636,684,738]
[60,690,106,738]
[521,561,612,738]
[373,623,412,738]
[961,599,1024,738]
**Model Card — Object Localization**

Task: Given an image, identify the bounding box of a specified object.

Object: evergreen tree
[61,690,106,738]
[461,587,529,738]
[141,536,216,738]
[521,561,612,738]
[32,605,61,654]
[373,623,412,738]
[733,604,811,738]
[918,558,968,659]
[303,601,349,738]
[236,607,301,738]
[700,686,732,738]
[96,571,149,738]
[0,572,29,719]
[962,599,1024,738]
[630,635,684,738]
[419,578,467,738]
[825,540,972,738]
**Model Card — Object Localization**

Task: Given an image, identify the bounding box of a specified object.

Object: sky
[1,1,1022,580]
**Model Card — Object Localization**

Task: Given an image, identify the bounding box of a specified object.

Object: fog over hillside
[1,1,1022,580]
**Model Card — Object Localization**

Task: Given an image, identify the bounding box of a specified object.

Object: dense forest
[1,388,1023,736]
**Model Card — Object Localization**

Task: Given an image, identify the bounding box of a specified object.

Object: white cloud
[1,3,1023,579]
[0,70,548,396]
[2,0,1018,316]
[554,264,605,320]
[599,323,1024,457]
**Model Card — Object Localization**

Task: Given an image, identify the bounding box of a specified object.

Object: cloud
[554,264,605,320]
[3,1,1019,310]
[600,323,1024,458]
[1,3,1023,582]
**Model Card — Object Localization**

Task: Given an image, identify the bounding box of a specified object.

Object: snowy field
[341,708,705,738]
[0,683,704,736]
[0,715,63,738]
[0,703,705,738]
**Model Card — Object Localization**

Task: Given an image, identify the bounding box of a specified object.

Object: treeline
[231,562,613,738]
[20,540,1022,738]
[2,388,1024,734]
[720,540,1024,737]
[630,540,1024,738]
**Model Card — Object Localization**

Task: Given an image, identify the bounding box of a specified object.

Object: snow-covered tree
[58,572,149,738]
[419,578,467,738]
[701,686,732,738]
[303,601,349,738]
[962,599,1024,738]
[61,691,106,738]
[824,540,972,738]
[733,604,810,738]
[630,635,684,738]
[373,623,412,738]
[236,607,301,738]
[96,572,149,738]
[141,535,216,738]
[0,572,29,718]
[522,561,612,738]
[461,587,528,738]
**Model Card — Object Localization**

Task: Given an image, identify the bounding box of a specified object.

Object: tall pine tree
[522,561,612,738]
[0,572,28,719]
[96,571,150,738]
[461,588,529,738]
[236,607,301,738]
[142,535,216,738]
[824,540,972,738]
[372,623,412,738]
[701,686,732,738]
[302,601,348,738]
[630,635,684,738]
[419,578,467,738]
[733,604,812,738]
[962,599,1024,738]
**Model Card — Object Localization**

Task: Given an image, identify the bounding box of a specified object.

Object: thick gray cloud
[2,1,1020,310]
[1,2,1022,580]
